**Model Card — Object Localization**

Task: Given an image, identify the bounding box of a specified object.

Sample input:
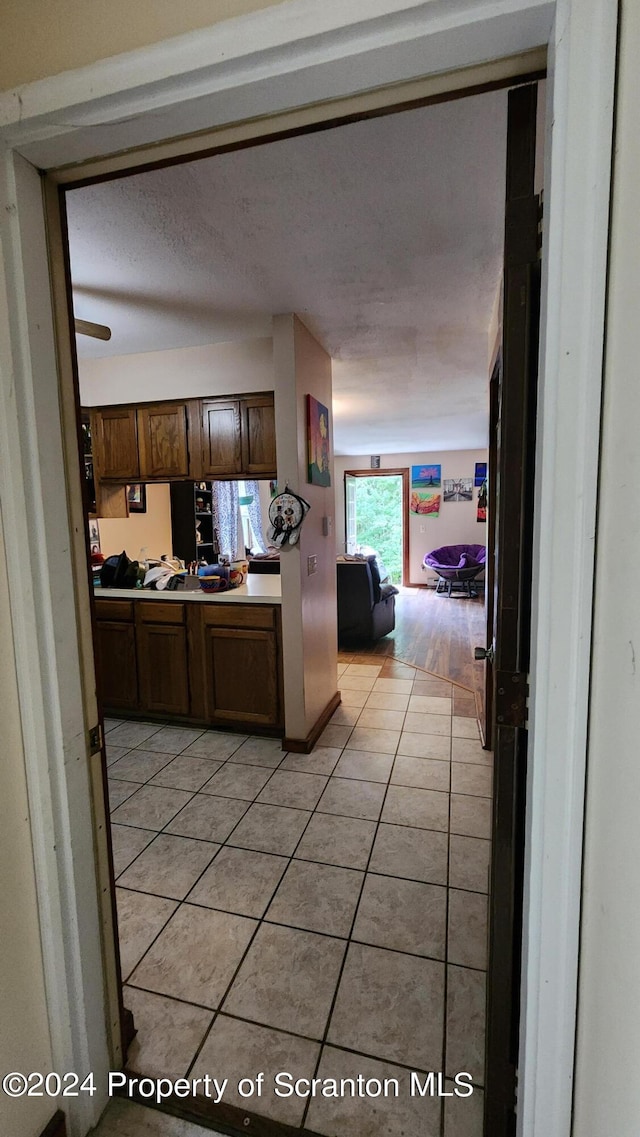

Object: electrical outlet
[307,554,318,575]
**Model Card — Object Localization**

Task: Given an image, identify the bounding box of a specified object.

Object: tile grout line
[109,682,489,1125]
[299,663,445,1132]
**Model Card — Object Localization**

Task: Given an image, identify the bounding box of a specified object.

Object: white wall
[572,3,640,1134]
[334,450,488,584]
[0,0,281,91]
[0,511,54,1137]
[78,337,272,405]
[274,314,337,741]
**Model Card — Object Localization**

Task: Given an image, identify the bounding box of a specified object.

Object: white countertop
[95,575,281,605]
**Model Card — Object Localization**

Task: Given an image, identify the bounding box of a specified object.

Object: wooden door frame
[344,468,410,585]
[0,4,618,1135]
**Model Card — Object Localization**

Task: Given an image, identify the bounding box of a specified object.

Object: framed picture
[443,477,474,502]
[127,483,147,513]
[307,394,331,487]
[474,461,487,487]
[410,491,441,517]
[411,463,441,489]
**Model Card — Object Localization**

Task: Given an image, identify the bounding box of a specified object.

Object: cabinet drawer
[95,599,133,621]
[201,604,276,629]
[138,601,185,624]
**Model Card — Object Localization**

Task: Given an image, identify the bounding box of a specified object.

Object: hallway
[107,648,490,1137]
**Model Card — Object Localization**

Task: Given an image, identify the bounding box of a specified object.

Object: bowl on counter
[199,574,229,593]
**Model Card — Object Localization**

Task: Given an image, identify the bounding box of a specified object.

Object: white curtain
[246,480,267,553]
[212,481,243,560]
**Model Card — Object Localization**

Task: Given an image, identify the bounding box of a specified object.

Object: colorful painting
[412,464,441,489]
[307,394,331,487]
[477,480,488,522]
[443,477,473,502]
[411,491,441,517]
[474,462,487,487]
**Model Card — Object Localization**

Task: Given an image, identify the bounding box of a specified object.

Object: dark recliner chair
[337,557,398,645]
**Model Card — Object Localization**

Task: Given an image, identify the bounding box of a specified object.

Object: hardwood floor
[343,584,487,705]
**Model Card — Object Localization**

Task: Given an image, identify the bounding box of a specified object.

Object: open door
[344,472,358,554]
[482,83,541,1133]
[480,357,501,747]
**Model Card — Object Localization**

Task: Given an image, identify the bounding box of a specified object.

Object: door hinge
[88,723,103,756]
[495,671,528,728]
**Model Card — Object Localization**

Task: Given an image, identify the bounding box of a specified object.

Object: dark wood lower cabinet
[94,620,138,711]
[204,626,280,726]
[95,597,282,731]
[136,621,190,716]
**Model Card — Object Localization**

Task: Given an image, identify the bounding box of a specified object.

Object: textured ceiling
[67,90,507,453]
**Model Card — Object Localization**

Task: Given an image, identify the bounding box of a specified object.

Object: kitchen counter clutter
[95,574,281,604]
[94,576,283,732]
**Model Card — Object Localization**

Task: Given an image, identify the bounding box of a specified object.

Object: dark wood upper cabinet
[92,406,139,480]
[200,399,242,477]
[138,402,189,479]
[90,393,275,505]
[241,395,277,475]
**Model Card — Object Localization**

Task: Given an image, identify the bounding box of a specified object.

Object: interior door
[484,83,541,1134]
[481,357,501,747]
[345,473,357,553]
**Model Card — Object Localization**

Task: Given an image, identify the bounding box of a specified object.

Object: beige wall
[274,314,337,740]
[573,3,640,1134]
[79,337,273,406]
[0,0,286,91]
[334,450,488,584]
[97,482,173,561]
[0,509,54,1137]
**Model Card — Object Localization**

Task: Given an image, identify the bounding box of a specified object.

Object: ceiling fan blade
[74,318,111,341]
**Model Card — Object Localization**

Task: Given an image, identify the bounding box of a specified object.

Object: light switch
[307,554,318,575]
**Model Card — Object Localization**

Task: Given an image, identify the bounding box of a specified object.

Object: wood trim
[186,398,203,480]
[39,1111,67,1137]
[283,690,341,753]
[343,468,410,585]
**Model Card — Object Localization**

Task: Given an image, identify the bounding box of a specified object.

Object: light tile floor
[105,656,490,1137]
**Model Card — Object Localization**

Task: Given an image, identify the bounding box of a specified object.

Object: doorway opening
[55,73,537,1137]
[345,469,409,585]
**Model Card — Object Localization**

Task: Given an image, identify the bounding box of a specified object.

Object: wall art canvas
[443,477,474,502]
[477,479,488,522]
[307,394,331,487]
[412,463,441,489]
[474,461,487,487]
[410,491,441,517]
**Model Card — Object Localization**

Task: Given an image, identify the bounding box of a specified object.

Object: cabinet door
[204,626,280,726]
[201,400,242,476]
[95,621,138,711]
[92,407,139,480]
[241,395,277,475]
[137,623,190,716]
[138,402,190,479]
